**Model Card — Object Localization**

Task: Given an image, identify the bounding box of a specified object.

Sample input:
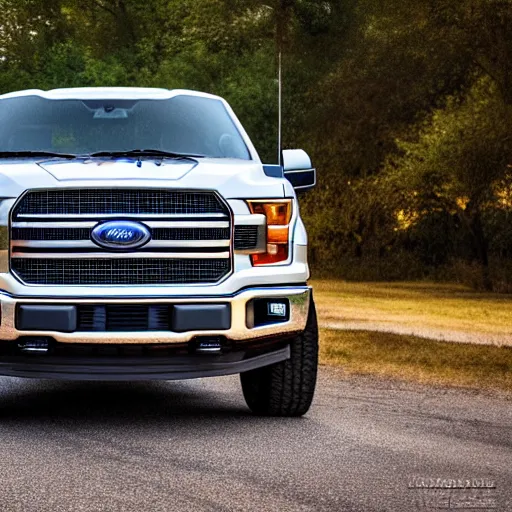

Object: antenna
[278,51,282,166]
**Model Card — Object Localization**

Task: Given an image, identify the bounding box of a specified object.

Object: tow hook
[194,337,223,354]
[17,338,51,354]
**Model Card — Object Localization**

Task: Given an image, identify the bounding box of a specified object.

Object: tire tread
[240,297,318,417]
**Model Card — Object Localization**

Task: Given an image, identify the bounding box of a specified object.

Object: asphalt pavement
[0,368,510,512]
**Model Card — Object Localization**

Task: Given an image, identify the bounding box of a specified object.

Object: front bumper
[0,286,310,345]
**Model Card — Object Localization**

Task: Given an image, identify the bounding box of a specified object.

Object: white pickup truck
[0,87,318,416]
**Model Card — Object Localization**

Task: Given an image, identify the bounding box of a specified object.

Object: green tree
[386,77,512,289]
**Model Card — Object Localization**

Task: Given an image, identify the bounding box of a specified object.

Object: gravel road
[0,369,510,512]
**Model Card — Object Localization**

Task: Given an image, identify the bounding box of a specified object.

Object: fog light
[247,299,290,328]
[268,302,287,317]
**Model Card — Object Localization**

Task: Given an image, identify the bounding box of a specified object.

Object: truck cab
[0,87,318,417]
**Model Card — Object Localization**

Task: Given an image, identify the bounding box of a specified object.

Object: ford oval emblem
[91,221,151,250]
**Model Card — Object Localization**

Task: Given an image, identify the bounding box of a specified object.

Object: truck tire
[240,297,318,417]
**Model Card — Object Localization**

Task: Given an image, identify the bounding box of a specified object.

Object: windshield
[0,95,251,160]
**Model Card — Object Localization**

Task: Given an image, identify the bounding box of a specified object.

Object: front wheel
[240,297,318,417]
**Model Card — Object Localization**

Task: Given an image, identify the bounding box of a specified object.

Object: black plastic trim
[0,346,290,381]
[17,305,77,332]
[172,304,231,332]
[262,164,284,178]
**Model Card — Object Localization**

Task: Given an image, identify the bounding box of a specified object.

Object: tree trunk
[464,203,492,290]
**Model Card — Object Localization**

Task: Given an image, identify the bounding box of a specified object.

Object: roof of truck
[0,87,222,101]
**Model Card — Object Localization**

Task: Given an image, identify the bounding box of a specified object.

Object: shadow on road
[0,378,259,427]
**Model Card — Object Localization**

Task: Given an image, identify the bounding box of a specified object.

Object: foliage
[385,77,512,288]
[0,0,511,289]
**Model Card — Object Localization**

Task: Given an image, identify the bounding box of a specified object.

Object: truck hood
[0,157,287,200]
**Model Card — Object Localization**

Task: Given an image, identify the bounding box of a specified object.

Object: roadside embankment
[319,329,512,392]
[313,280,512,347]
[313,280,512,391]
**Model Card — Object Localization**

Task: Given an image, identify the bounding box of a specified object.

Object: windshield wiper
[0,151,77,159]
[89,149,205,159]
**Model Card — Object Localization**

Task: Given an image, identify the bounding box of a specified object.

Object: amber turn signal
[251,245,289,266]
[247,201,292,226]
[247,200,292,265]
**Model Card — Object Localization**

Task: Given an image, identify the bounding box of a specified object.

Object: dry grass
[320,329,512,391]
[312,280,512,338]
[313,280,512,390]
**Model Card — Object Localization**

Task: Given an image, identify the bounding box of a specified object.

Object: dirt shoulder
[321,320,512,346]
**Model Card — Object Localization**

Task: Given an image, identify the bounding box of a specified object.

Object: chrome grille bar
[12,221,230,229]
[16,213,228,219]
[11,240,231,249]
[11,251,230,259]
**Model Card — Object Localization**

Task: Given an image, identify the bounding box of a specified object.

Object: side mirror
[282,149,316,192]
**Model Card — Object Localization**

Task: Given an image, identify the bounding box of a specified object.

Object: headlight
[246,199,292,265]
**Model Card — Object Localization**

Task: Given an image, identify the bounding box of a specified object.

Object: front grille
[149,227,230,241]
[12,228,92,241]
[11,188,232,286]
[13,259,230,285]
[78,305,170,331]
[16,189,225,216]
[234,225,259,251]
